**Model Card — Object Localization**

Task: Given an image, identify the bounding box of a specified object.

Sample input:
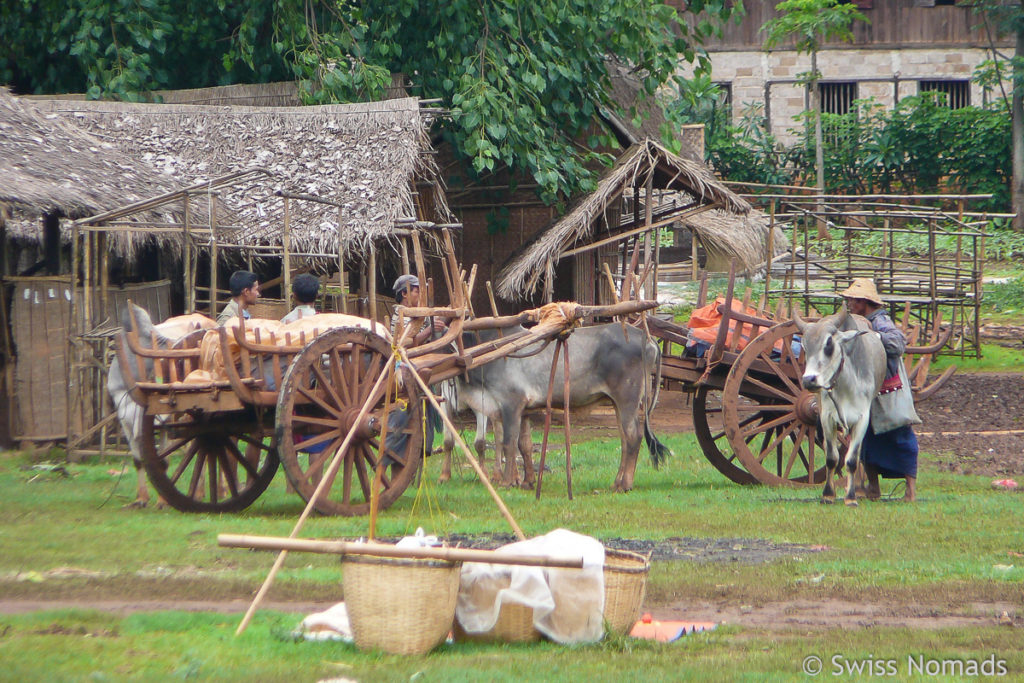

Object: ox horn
[834,302,849,328]
[792,308,808,334]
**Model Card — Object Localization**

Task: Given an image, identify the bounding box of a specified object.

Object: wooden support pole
[83,229,92,329]
[99,232,109,321]
[368,247,377,335]
[283,196,291,308]
[535,338,563,500]
[235,352,397,636]
[561,338,573,501]
[184,196,193,312]
[209,195,218,316]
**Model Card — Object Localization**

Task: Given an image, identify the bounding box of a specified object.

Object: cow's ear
[836,329,866,348]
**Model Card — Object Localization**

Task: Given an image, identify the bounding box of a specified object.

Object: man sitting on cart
[281,274,320,323]
[841,278,921,502]
[217,270,260,325]
[386,274,446,461]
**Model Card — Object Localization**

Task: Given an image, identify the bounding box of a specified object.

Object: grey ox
[439,323,670,491]
[794,307,886,506]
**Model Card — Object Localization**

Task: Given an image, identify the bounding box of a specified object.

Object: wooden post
[184,195,193,312]
[643,172,653,300]
[561,338,573,501]
[83,229,92,330]
[98,232,109,321]
[368,246,377,335]
[764,200,775,307]
[691,230,699,282]
[338,206,347,314]
[209,195,218,316]
[535,338,563,500]
[282,196,291,309]
[400,239,410,276]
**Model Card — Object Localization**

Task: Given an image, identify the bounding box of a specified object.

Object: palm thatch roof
[0,88,196,256]
[495,138,752,299]
[683,208,786,272]
[33,96,449,260]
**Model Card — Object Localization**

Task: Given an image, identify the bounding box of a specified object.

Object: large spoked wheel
[721,321,835,487]
[275,327,424,516]
[140,412,279,512]
[692,386,759,485]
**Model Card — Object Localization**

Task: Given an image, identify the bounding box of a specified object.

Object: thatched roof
[495,138,751,299]
[683,208,787,272]
[33,96,449,260]
[0,88,191,255]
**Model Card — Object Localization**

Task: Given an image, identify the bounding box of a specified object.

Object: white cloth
[281,304,316,324]
[456,529,606,644]
[297,602,353,642]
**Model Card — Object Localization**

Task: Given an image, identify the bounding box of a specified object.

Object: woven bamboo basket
[453,600,541,643]
[603,548,650,633]
[342,553,461,655]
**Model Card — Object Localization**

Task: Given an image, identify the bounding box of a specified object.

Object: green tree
[761,0,867,235]
[969,0,1024,230]
[0,0,740,208]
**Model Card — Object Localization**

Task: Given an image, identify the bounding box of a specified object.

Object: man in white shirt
[281,274,320,324]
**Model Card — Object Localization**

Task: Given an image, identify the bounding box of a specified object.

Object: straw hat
[839,278,884,306]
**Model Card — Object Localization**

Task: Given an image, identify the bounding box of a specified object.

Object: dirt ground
[3,372,1021,630]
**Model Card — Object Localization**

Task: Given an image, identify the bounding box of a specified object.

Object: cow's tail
[642,335,672,469]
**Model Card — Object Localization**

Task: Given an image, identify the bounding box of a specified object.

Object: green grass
[1,608,1023,682]
[2,434,1024,680]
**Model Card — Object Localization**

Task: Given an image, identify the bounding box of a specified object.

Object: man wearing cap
[841,277,921,502]
[391,274,446,345]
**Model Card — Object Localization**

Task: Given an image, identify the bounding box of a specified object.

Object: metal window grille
[919,80,970,108]
[819,81,857,115]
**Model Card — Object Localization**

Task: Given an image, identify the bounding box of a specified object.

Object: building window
[819,81,858,115]
[919,80,970,108]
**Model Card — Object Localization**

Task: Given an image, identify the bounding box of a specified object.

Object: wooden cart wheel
[692,386,759,485]
[275,327,423,516]
[140,412,279,512]
[721,321,835,487]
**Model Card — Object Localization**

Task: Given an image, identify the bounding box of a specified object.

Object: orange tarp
[686,297,782,353]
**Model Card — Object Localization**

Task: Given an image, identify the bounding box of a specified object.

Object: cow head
[794,307,867,391]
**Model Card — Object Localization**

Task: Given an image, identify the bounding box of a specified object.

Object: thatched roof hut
[0,88,192,257]
[33,96,450,261]
[496,138,754,300]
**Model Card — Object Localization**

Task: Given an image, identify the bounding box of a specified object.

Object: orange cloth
[686,297,781,353]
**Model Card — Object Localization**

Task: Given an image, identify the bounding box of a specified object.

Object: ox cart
[114,232,655,515]
[644,263,954,487]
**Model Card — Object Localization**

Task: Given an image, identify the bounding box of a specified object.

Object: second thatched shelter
[495,138,774,303]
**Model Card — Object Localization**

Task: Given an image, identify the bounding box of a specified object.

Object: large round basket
[342,553,461,655]
[454,600,541,643]
[603,548,650,634]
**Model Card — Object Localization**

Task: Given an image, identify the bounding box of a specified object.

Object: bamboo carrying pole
[218,534,584,569]
[235,353,396,636]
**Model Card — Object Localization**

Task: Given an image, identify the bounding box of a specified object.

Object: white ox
[794,307,886,506]
[106,305,216,507]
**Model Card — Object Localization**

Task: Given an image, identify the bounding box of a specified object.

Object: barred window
[819,81,858,115]
[919,80,970,108]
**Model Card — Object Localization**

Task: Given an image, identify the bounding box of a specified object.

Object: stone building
[678,1,1014,144]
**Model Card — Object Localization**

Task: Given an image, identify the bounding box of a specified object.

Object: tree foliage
[0,0,741,205]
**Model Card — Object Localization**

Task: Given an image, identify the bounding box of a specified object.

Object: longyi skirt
[861,424,918,479]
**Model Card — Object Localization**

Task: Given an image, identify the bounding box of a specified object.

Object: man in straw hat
[840,277,921,502]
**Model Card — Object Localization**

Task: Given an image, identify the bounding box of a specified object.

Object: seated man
[281,274,320,324]
[217,270,260,325]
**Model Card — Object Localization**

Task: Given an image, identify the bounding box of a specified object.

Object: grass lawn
[1,431,1023,681]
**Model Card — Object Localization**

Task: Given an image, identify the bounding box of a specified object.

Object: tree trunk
[812,50,828,239]
[1013,23,1024,231]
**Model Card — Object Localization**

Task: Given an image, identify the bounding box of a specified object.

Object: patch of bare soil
[915,373,1024,477]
